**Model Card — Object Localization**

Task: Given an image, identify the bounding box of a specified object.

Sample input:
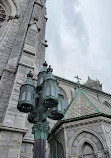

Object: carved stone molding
[7,14,19,20]
[62,116,111,130]
[29,18,41,32]
[41,39,48,47]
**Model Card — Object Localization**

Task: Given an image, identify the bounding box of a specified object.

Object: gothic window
[59,87,68,110]
[103,101,110,108]
[82,142,95,158]
[0,4,6,28]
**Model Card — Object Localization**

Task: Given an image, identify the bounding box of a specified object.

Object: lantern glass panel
[42,66,59,108]
[40,76,43,84]
[22,91,26,101]
[58,100,62,111]
[27,91,31,101]
[52,85,56,96]
[46,85,50,96]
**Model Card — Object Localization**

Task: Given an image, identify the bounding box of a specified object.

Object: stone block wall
[57,77,111,109]
[0,0,111,158]
[0,0,47,157]
[49,117,111,158]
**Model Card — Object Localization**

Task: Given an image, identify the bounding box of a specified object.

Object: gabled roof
[63,88,111,120]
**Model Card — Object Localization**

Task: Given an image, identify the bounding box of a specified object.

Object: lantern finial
[43,61,48,67]
[47,65,53,73]
[27,71,33,78]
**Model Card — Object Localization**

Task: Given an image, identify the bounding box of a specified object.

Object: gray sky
[45,0,111,94]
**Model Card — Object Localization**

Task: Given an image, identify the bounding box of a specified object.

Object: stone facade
[0,0,47,157]
[49,117,111,158]
[48,77,111,158]
[0,0,111,158]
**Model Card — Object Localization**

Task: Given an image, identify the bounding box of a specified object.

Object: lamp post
[17,61,64,158]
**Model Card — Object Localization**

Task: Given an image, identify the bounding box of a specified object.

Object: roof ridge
[63,88,101,120]
[81,91,101,113]
[63,90,80,119]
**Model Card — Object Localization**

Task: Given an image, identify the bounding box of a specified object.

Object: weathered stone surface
[1,0,111,158]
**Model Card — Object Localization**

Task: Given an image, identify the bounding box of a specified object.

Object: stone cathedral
[0,0,111,158]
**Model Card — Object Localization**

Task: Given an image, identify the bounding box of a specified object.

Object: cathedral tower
[0,0,47,157]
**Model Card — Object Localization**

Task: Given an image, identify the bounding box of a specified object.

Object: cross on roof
[75,75,81,83]
[74,75,81,89]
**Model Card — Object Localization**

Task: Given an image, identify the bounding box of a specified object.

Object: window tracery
[0,4,6,28]
[0,0,18,43]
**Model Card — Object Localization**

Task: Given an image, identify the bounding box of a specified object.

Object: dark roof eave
[48,113,111,139]
[55,75,111,97]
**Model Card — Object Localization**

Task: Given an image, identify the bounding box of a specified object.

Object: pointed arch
[82,142,95,158]
[77,138,98,157]
[103,101,111,107]
[0,0,17,17]
[0,4,6,28]
[68,128,107,157]
[59,86,68,110]
[0,0,18,46]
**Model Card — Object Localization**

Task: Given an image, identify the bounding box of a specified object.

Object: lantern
[37,61,48,91]
[17,71,35,113]
[28,110,37,123]
[42,66,58,108]
[50,88,64,120]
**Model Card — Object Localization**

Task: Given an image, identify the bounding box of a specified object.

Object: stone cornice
[19,62,35,70]
[55,76,111,98]
[23,44,36,56]
[3,67,16,74]
[63,116,111,130]
[48,114,111,139]
[34,1,44,7]
[0,125,28,134]
[22,139,34,144]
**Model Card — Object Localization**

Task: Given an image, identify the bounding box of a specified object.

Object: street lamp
[17,61,64,158]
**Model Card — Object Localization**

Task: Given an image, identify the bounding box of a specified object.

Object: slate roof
[64,89,111,120]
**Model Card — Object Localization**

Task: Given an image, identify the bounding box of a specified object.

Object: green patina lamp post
[17,61,64,158]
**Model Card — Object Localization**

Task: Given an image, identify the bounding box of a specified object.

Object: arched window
[0,4,6,28]
[82,142,95,158]
[0,0,17,42]
[59,87,68,110]
[103,101,110,108]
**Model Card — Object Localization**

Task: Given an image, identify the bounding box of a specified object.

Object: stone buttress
[0,0,47,157]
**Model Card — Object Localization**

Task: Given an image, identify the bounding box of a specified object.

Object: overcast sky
[45,0,111,94]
